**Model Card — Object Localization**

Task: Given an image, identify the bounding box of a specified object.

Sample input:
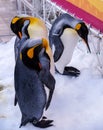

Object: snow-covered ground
[0,35,103,130]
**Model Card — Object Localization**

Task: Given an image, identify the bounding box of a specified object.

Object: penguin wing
[51,35,64,62]
[49,22,65,62]
[39,48,55,110]
[14,58,46,125]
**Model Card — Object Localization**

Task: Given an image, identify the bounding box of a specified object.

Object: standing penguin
[10,15,54,74]
[14,21,55,128]
[49,13,91,76]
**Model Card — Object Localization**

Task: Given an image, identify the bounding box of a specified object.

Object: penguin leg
[51,35,64,62]
[63,66,80,77]
[39,48,55,110]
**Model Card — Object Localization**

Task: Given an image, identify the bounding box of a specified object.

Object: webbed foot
[32,117,53,128]
[63,66,80,77]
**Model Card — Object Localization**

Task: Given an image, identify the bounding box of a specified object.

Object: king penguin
[14,21,55,128]
[49,13,91,76]
[10,15,55,75]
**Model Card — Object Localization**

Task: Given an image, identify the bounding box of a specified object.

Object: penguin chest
[55,28,79,74]
[28,23,48,40]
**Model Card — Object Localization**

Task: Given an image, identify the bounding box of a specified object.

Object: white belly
[55,28,79,74]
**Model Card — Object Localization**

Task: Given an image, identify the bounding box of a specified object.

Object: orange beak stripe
[18,31,22,39]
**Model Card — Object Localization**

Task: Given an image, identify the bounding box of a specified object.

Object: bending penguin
[10,15,54,74]
[11,19,55,128]
[49,13,91,77]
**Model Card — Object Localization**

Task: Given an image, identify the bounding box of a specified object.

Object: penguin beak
[76,23,91,53]
[83,36,91,53]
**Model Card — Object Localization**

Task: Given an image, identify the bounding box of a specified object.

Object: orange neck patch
[27,47,34,59]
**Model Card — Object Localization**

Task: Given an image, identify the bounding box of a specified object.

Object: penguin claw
[32,118,54,128]
[63,66,80,77]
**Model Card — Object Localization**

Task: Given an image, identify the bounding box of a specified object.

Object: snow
[0,35,103,130]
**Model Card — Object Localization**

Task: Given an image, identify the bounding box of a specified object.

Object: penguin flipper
[14,94,17,106]
[51,35,64,62]
[40,71,55,110]
[63,66,80,77]
[45,88,54,110]
[39,49,55,110]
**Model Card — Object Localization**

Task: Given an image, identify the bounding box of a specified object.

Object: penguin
[10,15,54,74]
[10,15,48,39]
[14,21,55,128]
[49,13,91,76]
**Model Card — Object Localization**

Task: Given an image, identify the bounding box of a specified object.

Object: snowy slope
[0,36,103,130]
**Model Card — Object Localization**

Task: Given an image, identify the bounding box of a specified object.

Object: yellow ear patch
[42,38,48,49]
[27,44,41,59]
[27,47,34,59]
[12,17,20,24]
[75,23,81,30]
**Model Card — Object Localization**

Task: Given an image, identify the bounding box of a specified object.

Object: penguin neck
[21,48,41,71]
[42,38,55,75]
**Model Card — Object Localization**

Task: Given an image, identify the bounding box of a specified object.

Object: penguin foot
[63,66,80,77]
[32,117,53,128]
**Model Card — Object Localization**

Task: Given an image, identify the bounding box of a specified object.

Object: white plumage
[55,28,80,74]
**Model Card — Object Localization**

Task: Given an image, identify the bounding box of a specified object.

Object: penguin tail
[19,120,27,128]
[20,115,29,128]
[20,116,39,128]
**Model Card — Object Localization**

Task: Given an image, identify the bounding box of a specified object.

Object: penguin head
[20,39,43,70]
[10,16,30,39]
[75,22,91,52]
